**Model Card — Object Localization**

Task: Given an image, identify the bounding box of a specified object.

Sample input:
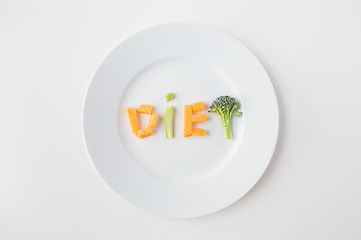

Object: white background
[1,0,361,239]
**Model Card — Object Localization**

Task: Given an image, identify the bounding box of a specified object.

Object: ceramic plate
[83,23,278,218]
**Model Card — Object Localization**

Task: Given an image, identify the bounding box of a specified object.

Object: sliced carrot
[137,104,153,114]
[191,101,205,112]
[137,127,153,138]
[147,113,158,129]
[183,105,192,137]
[125,108,138,136]
[192,128,206,136]
[192,113,207,123]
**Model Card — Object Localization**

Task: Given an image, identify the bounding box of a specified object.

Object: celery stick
[164,106,173,139]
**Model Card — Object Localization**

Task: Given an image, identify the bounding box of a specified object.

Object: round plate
[83,23,278,218]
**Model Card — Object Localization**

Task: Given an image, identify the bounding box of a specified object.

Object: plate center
[119,57,243,183]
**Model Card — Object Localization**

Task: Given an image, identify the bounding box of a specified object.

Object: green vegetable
[164,106,174,139]
[208,96,242,139]
[165,92,173,102]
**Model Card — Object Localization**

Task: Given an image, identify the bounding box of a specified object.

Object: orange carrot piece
[183,105,192,137]
[192,113,207,123]
[137,128,153,138]
[191,101,205,112]
[147,113,158,129]
[137,104,153,114]
[192,128,206,136]
[125,108,138,136]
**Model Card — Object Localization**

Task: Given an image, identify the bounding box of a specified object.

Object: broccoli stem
[220,117,232,139]
[223,122,232,139]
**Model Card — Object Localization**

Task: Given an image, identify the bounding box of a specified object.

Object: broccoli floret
[208,96,242,139]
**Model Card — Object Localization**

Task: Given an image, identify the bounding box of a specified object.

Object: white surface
[83,23,278,218]
[1,0,361,238]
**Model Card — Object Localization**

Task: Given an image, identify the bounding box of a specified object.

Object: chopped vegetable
[183,105,192,137]
[137,127,153,138]
[137,104,153,114]
[191,101,205,112]
[208,96,242,139]
[192,128,206,136]
[184,101,208,137]
[125,108,138,136]
[165,92,173,102]
[147,113,158,129]
[164,106,174,139]
[191,113,207,123]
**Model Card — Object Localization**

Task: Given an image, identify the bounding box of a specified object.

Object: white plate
[83,23,279,218]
